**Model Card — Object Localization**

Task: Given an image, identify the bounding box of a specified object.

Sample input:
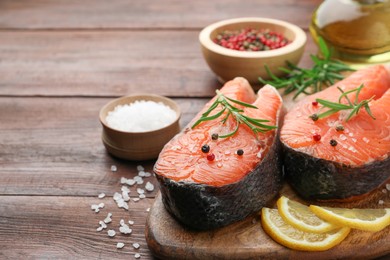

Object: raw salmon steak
[281,65,390,200]
[154,77,283,230]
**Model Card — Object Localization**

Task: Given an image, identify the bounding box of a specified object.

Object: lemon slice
[261,207,350,251]
[310,206,390,232]
[277,196,340,233]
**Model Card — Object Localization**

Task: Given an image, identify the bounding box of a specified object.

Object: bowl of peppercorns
[199,17,306,86]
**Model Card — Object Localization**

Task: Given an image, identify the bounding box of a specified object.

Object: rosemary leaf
[316,99,351,110]
[192,108,226,128]
[312,84,376,122]
[191,90,277,138]
[259,37,354,99]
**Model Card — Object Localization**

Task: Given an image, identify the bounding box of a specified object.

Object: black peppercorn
[211,133,219,140]
[330,139,338,147]
[201,144,210,153]
[309,114,319,121]
[237,149,244,156]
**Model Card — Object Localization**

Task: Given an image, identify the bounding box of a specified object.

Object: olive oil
[310,0,390,66]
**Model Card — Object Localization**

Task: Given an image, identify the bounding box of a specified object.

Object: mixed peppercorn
[214,28,290,51]
[201,134,245,161]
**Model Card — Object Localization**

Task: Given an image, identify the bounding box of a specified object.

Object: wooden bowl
[199,17,307,85]
[99,94,181,161]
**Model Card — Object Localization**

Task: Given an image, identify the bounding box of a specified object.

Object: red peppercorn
[207,153,215,161]
[313,134,321,142]
[312,101,318,106]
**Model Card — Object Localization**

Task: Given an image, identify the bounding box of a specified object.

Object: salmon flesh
[154,78,284,230]
[281,65,390,200]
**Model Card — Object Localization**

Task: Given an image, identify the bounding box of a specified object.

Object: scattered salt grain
[107,230,116,237]
[386,184,390,191]
[128,220,134,225]
[104,213,112,224]
[121,186,130,193]
[133,198,140,202]
[116,242,125,249]
[146,208,150,212]
[340,134,347,141]
[348,132,354,137]
[113,192,122,201]
[105,100,177,132]
[135,253,141,259]
[98,193,106,199]
[138,171,146,177]
[96,226,104,232]
[378,200,384,205]
[224,150,231,155]
[119,225,132,234]
[91,203,105,213]
[113,192,129,210]
[137,188,145,194]
[122,191,130,202]
[171,145,181,150]
[144,172,152,177]
[363,137,370,143]
[134,176,144,185]
[139,194,146,199]
[126,179,136,186]
[382,189,387,193]
[217,163,222,168]
[97,220,107,232]
[137,165,145,172]
[111,165,117,172]
[99,221,107,229]
[120,177,128,184]
[120,219,125,226]
[118,200,129,210]
[351,138,357,143]
[145,182,154,192]
[133,243,140,249]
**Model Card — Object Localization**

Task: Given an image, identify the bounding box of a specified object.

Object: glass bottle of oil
[310,0,390,67]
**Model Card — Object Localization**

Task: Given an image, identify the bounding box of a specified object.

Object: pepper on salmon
[281,65,390,200]
[154,77,284,230]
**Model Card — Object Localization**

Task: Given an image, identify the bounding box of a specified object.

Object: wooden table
[0,0,350,259]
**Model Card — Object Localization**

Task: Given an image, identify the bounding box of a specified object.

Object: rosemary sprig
[191,90,277,138]
[311,84,376,122]
[259,37,354,99]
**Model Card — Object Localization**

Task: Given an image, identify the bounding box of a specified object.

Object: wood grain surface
[0,97,206,196]
[3,0,385,259]
[0,31,316,97]
[146,184,390,260]
[0,196,153,259]
[0,0,321,30]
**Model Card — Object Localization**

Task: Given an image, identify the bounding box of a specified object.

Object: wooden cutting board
[145,182,390,260]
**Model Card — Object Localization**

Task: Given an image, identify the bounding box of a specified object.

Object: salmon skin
[281,65,390,200]
[154,78,283,230]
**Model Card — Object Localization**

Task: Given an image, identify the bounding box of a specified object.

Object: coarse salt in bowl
[105,100,177,133]
[99,94,181,161]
